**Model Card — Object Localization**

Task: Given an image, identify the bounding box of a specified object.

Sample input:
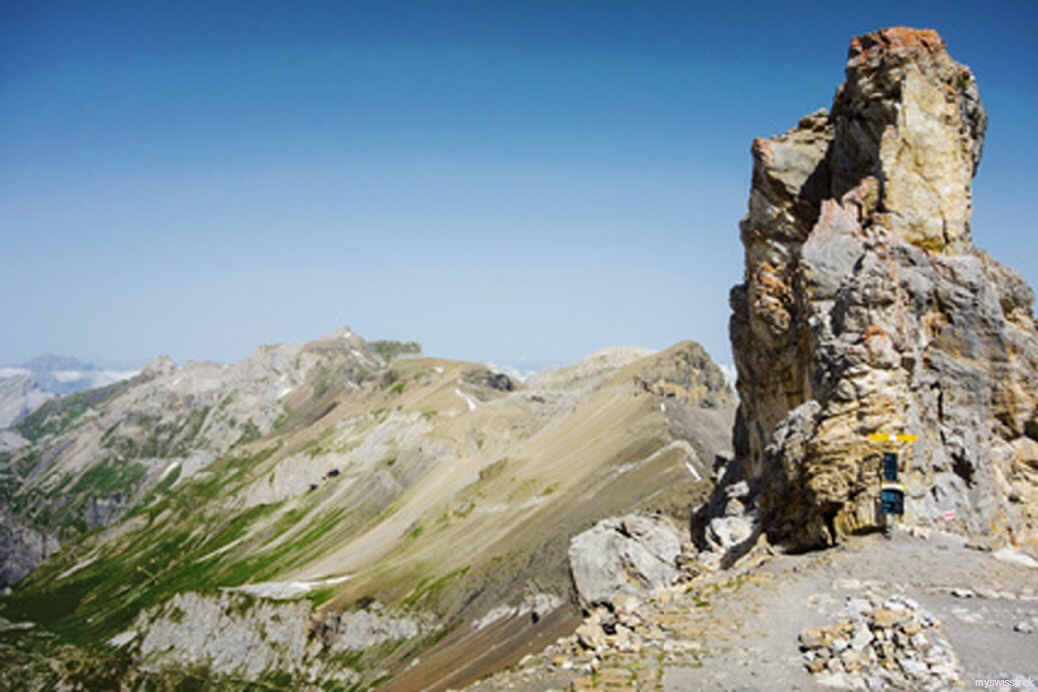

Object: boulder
[568,513,683,609]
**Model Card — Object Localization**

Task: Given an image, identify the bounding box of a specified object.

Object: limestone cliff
[724,27,1038,553]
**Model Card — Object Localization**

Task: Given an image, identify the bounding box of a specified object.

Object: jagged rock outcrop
[633,341,732,409]
[315,605,424,653]
[719,27,1038,553]
[132,591,320,681]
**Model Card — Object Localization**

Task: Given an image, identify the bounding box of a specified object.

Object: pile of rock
[562,513,705,674]
[799,594,961,690]
[573,594,658,658]
[544,583,713,683]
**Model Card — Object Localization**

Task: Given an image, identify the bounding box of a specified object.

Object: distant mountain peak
[22,354,95,373]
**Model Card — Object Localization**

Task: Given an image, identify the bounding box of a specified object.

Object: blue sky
[1,1,1035,371]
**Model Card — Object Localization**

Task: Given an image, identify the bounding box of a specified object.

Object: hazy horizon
[3,1,1035,372]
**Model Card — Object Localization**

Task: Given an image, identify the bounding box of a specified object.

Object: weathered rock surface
[717,27,1038,554]
[470,591,564,631]
[632,341,732,409]
[133,591,319,680]
[569,513,683,608]
[129,591,423,684]
[0,514,59,586]
[0,430,27,452]
[314,605,424,653]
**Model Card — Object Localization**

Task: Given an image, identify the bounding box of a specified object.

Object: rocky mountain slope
[0,328,733,689]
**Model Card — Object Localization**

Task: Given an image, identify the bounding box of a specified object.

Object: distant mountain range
[0,355,137,430]
[0,327,734,689]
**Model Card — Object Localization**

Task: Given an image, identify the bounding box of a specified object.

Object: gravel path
[459,531,1038,691]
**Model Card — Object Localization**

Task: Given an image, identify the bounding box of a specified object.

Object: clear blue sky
[2,1,1035,371]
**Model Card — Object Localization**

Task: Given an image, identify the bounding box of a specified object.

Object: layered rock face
[728,28,1038,552]
[131,591,422,685]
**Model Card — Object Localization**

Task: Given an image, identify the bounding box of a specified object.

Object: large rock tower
[724,28,1038,553]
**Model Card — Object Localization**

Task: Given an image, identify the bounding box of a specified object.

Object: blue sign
[881,482,904,515]
[883,452,898,481]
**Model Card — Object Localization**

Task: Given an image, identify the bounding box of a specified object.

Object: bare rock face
[0,515,59,586]
[0,370,51,429]
[724,27,1038,553]
[128,591,422,685]
[569,513,683,609]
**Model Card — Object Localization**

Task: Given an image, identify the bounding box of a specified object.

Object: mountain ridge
[0,355,138,433]
[0,326,734,689]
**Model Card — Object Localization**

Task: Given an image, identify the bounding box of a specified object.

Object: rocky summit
[718,26,1038,554]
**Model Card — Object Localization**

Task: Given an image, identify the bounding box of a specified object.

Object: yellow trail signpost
[868,432,919,443]
[869,432,918,539]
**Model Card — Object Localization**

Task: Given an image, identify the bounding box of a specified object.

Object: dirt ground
[458,530,1038,691]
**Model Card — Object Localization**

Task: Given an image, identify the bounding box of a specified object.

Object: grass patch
[1,495,288,647]
[236,419,262,446]
[272,405,291,430]
[306,588,338,608]
[400,566,470,613]
[479,458,508,482]
[139,464,182,507]
[371,341,421,362]
[69,457,146,496]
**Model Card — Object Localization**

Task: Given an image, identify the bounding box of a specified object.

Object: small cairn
[799,594,961,690]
